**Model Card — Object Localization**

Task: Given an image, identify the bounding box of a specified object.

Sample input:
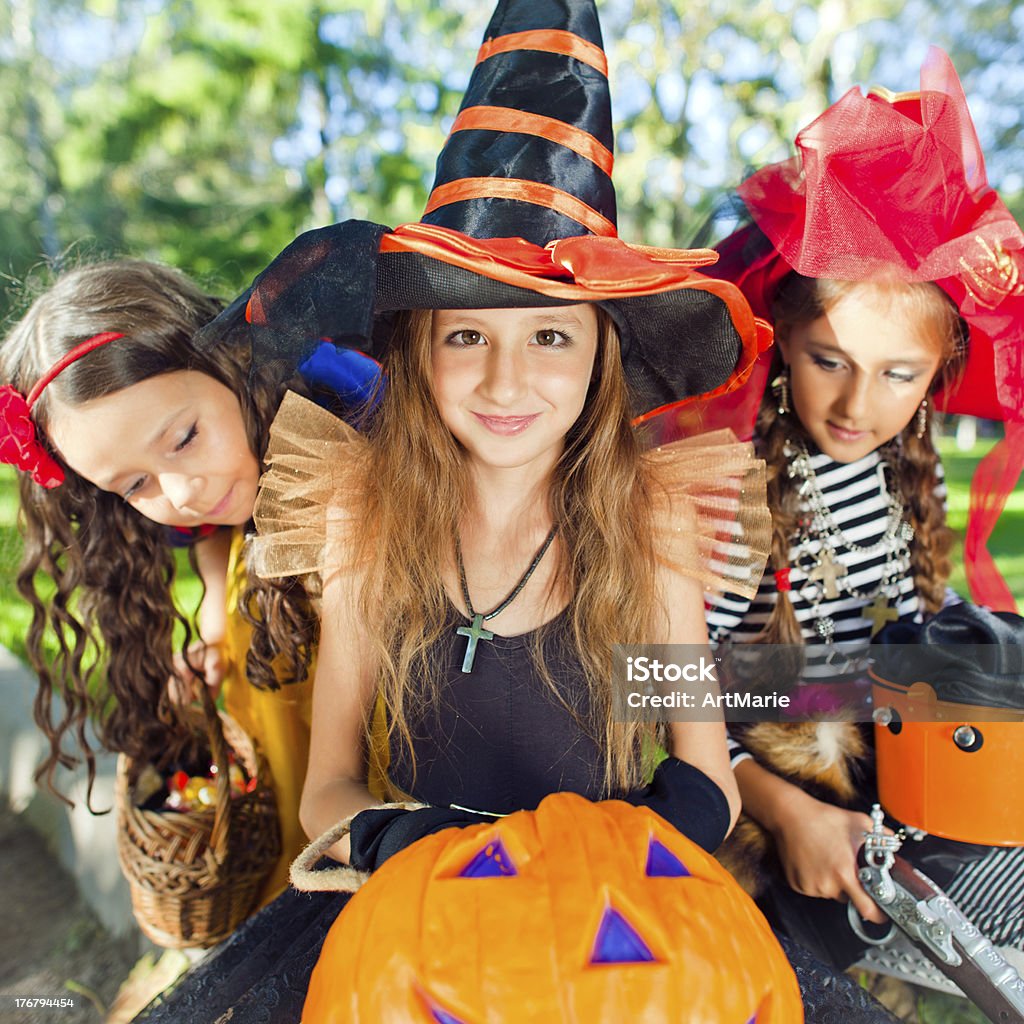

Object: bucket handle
[289,801,426,893]
[197,681,233,868]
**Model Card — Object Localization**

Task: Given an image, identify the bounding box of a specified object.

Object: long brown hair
[356,306,658,794]
[1,259,316,807]
[757,274,964,647]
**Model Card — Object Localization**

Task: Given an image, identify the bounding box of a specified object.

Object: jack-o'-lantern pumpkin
[303,792,802,1023]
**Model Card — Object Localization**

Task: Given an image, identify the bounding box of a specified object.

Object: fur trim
[716,721,870,895]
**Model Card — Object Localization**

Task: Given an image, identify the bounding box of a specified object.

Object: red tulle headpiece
[738,46,1024,424]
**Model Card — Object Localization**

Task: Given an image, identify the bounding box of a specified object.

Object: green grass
[0,466,36,660]
[914,988,989,1023]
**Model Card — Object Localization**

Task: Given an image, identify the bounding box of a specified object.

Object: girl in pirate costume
[695,49,1024,968]
[131,2,897,1022]
[0,259,380,909]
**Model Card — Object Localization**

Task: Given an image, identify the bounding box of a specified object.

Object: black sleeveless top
[387,606,605,816]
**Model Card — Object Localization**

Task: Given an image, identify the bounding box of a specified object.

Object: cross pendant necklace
[866,594,900,636]
[786,437,914,645]
[455,525,558,674]
[808,548,848,600]
[455,614,495,675]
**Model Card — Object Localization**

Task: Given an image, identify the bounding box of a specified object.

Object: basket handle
[198,681,233,867]
[289,801,426,893]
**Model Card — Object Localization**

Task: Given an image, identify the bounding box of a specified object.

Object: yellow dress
[220,530,314,906]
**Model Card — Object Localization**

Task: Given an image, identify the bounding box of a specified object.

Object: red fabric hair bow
[0,385,64,488]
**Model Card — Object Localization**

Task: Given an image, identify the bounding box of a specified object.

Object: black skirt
[133,884,896,1024]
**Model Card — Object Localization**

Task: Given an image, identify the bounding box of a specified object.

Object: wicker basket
[115,685,281,948]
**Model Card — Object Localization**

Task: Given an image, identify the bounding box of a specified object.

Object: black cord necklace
[455,524,558,673]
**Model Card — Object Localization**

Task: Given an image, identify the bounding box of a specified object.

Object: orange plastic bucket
[871,673,1024,846]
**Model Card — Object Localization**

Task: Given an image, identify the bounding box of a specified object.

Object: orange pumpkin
[303,792,802,1023]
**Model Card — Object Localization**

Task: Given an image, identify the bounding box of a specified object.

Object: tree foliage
[1,0,1020,320]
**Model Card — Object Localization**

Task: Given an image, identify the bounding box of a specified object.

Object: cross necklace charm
[808,548,848,600]
[784,437,914,646]
[865,593,899,636]
[455,525,558,673]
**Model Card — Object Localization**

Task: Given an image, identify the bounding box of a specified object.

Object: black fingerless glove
[348,806,493,872]
[625,757,731,852]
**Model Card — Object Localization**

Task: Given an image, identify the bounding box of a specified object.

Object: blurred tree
[606,0,1022,246]
[1,0,483,309]
[1,0,65,282]
[60,0,378,291]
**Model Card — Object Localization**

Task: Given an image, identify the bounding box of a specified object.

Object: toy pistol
[855,804,1024,1024]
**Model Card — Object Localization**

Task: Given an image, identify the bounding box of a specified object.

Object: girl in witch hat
[130,3,900,1023]
[245,0,772,865]
[0,258,380,912]
[696,48,1024,968]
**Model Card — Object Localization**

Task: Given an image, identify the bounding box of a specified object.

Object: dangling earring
[771,367,790,416]
[915,398,928,439]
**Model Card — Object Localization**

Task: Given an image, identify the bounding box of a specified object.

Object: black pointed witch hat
[206,0,768,422]
[420,0,617,244]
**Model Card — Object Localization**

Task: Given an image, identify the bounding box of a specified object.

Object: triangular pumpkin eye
[590,905,657,964]
[458,837,517,877]
[645,836,691,877]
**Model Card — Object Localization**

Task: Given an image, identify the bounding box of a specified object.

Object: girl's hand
[168,640,227,705]
[771,790,888,924]
[625,756,731,853]
[348,806,494,871]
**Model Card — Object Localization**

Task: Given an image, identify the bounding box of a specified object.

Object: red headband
[0,332,125,488]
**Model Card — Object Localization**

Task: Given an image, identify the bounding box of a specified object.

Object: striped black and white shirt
[707,444,943,764]
[707,445,936,646]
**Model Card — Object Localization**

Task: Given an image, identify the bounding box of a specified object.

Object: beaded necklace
[785,439,914,643]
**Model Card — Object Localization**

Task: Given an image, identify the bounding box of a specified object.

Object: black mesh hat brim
[200,220,746,418]
[612,291,746,418]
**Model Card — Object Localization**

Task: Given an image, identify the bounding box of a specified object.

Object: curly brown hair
[755,274,965,649]
[2,259,316,808]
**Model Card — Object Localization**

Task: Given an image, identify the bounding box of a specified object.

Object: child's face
[46,370,260,528]
[430,304,599,477]
[777,286,943,463]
